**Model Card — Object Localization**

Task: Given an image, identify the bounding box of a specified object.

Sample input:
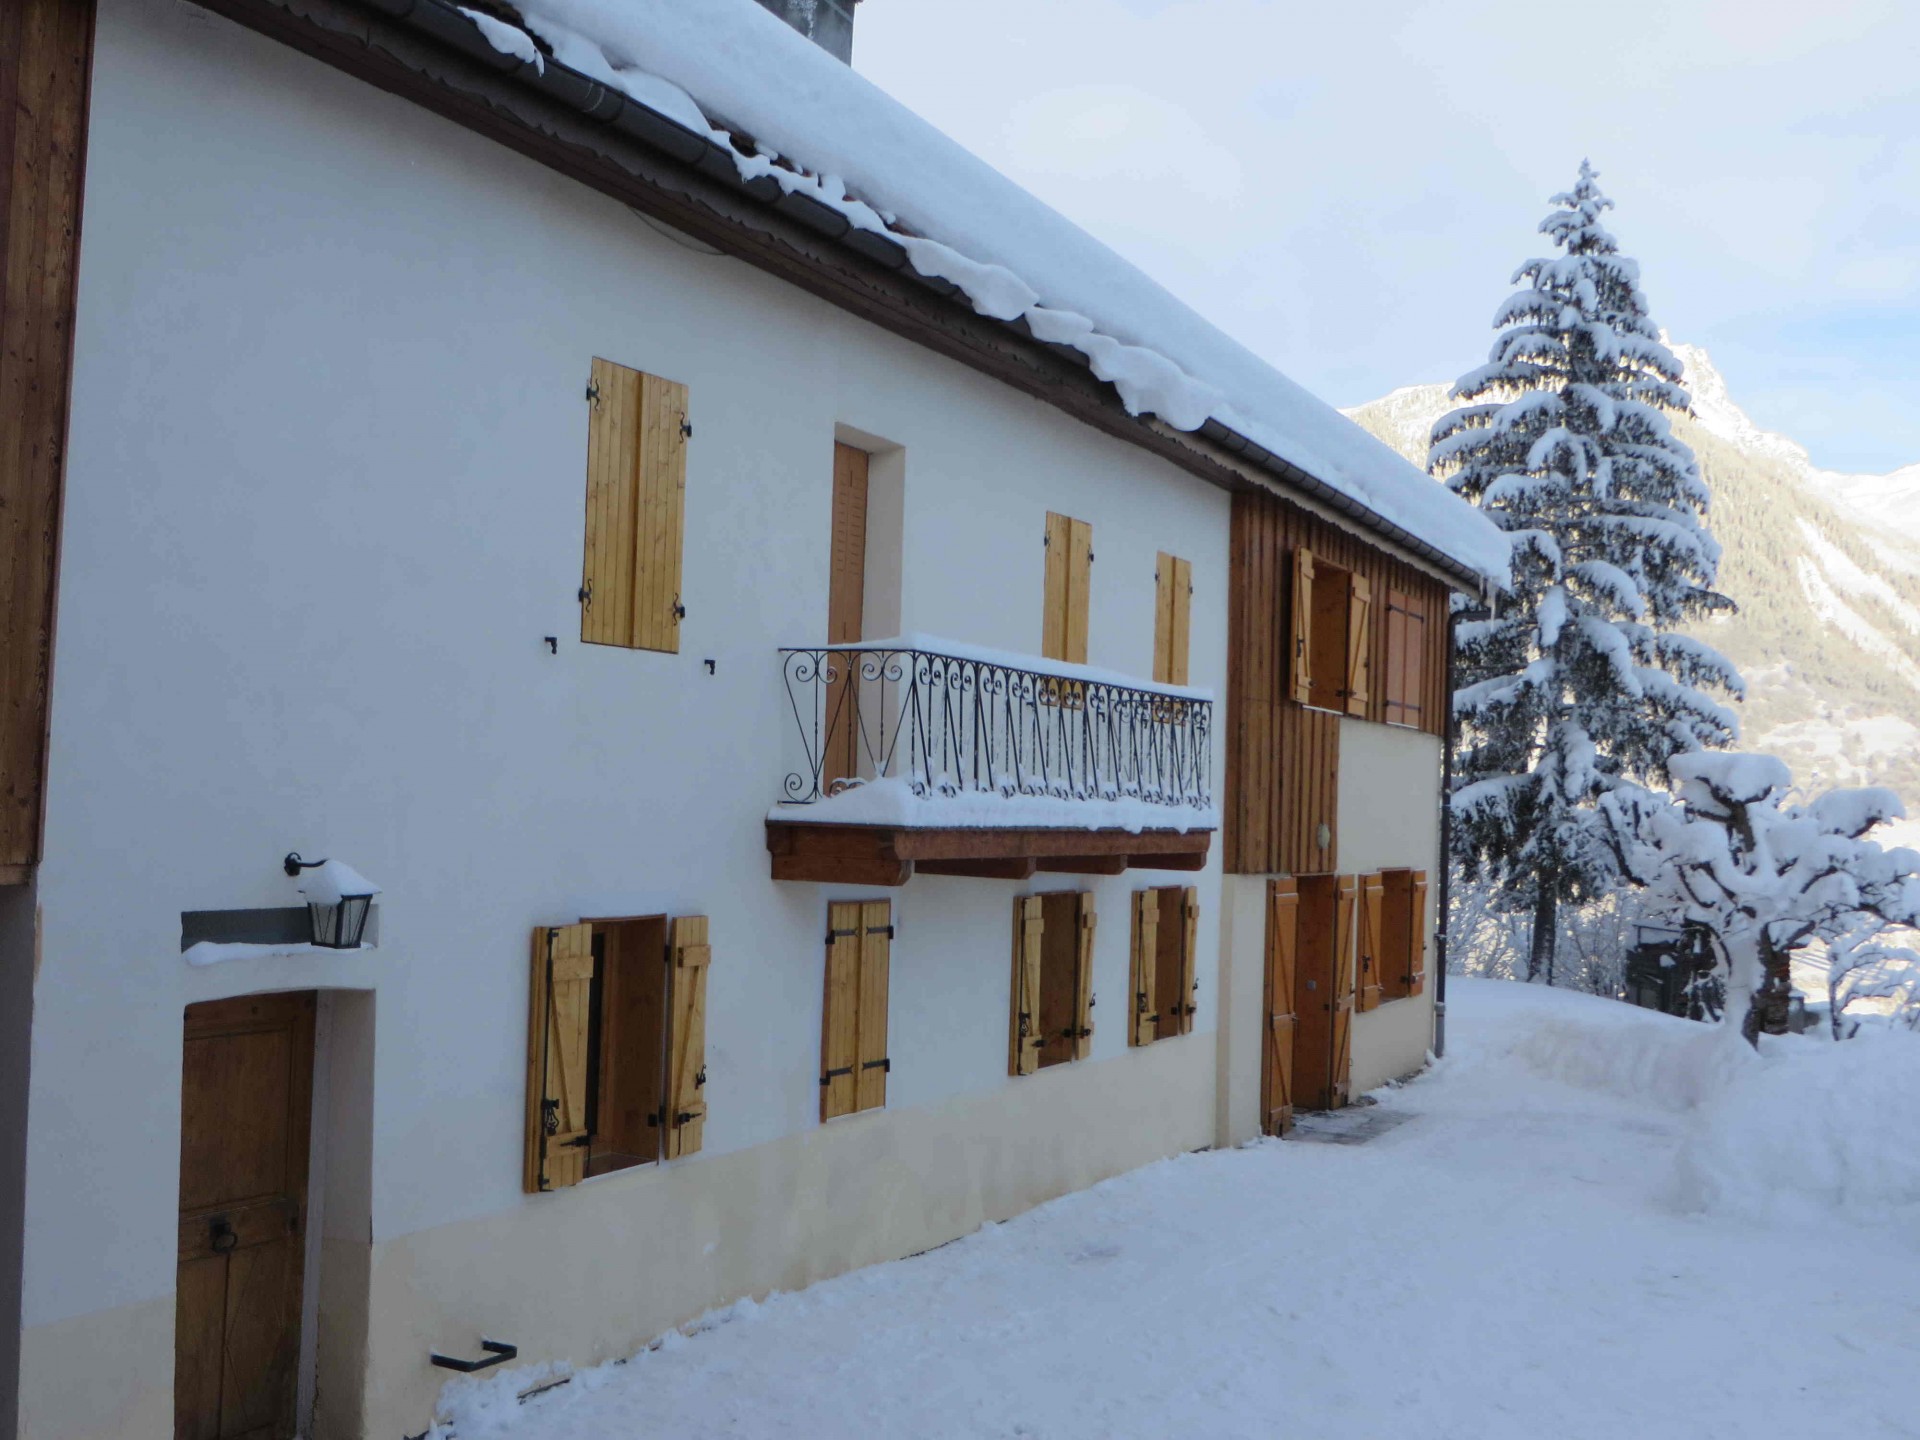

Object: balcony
[766,635,1216,884]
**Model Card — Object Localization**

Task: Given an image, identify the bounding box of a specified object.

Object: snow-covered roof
[476,0,1511,586]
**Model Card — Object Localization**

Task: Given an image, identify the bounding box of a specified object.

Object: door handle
[209,1216,237,1254]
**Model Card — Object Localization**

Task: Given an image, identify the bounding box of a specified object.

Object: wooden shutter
[1155,553,1192,686]
[1346,574,1372,718]
[855,901,892,1111]
[1291,548,1315,705]
[1176,887,1200,1035]
[1010,895,1045,1075]
[1043,512,1092,664]
[1264,879,1299,1135]
[824,444,870,791]
[1073,893,1097,1061]
[1330,876,1356,1107]
[580,359,689,652]
[525,923,594,1192]
[821,902,861,1119]
[1356,873,1385,1012]
[1384,587,1428,728]
[1128,889,1159,1046]
[1408,871,1429,996]
[663,916,710,1159]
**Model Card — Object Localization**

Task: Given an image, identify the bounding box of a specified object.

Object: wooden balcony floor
[766,820,1212,885]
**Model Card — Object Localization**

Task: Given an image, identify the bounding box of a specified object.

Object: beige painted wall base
[16,1298,172,1440]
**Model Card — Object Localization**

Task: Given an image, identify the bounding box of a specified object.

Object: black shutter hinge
[694,1067,707,1088]
[820,1066,854,1086]
[826,926,859,943]
[541,1098,559,1134]
[578,580,592,606]
[672,597,687,620]
[861,1057,890,1073]
[680,417,693,439]
[586,378,600,406]
[871,925,896,939]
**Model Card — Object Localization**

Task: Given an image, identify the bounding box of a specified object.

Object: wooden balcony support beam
[766,821,1211,886]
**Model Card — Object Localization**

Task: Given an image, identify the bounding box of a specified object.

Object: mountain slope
[1344,347,1920,806]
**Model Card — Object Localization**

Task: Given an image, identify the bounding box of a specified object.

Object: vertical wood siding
[1225,491,1451,875]
[0,0,94,873]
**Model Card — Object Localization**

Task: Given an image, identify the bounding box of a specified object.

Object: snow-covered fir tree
[1431,162,1744,982]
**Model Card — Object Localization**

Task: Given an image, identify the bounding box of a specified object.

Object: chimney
[753,0,860,64]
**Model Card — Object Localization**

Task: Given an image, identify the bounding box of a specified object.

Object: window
[1290,547,1372,716]
[1382,587,1430,728]
[825,443,870,790]
[1010,892,1096,1074]
[524,915,710,1192]
[1042,512,1093,663]
[580,357,690,651]
[822,900,892,1118]
[1355,869,1429,1010]
[1154,552,1192,685]
[1127,886,1199,1046]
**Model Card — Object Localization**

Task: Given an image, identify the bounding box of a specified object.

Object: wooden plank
[1042,511,1069,661]
[1072,893,1096,1061]
[1264,878,1299,1135]
[1066,516,1092,664]
[1128,888,1158,1046]
[1035,854,1127,875]
[916,857,1037,879]
[1357,872,1384,1012]
[634,372,690,652]
[529,923,594,1188]
[1170,555,1192,688]
[821,902,861,1119]
[664,916,710,1157]
[1154,551,1175,684]
[1330,875,1356,1107]
[855,900,891,1111]
[580,358,631,645]
[1010,894,1044,1075]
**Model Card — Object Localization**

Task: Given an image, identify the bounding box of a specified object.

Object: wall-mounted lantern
[283,853,380,949]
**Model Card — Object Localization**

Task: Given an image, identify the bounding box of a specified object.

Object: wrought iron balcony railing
[776,638,1213,823]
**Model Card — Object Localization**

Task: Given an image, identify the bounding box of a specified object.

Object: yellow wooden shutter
[1409,871,1429,996]
[1331,875,1357,1107]
[1346,573,1372,717]
[1170,556,1191,687]
[580,359,689,652]
[1264,880,1299,1135]
[1291,548,1315,705]
[1043,513,1070,661]
[1154,553,1192,686]
[1356,873,1384,1012]
[1073,893,1097,1061]
[1176,886,1199,1035]
[1010,895,1045,1075]
[662,916,710,1159]
[821,902,861,1120]
[1129,889,1159,1046]
[855,901,891,1111]
[525,922,594,1192]
[1066,518,1092,665]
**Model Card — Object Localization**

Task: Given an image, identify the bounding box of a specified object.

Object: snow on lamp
[283,853,379,949]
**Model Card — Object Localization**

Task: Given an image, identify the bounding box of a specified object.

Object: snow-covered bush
[1601,752,1920,1043]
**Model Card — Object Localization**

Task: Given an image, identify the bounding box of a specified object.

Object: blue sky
[857,0,1920,474]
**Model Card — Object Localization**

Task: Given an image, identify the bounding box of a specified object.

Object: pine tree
[1431,161,1744,982]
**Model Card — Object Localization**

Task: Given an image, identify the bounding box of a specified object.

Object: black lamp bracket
[284,852,328,878]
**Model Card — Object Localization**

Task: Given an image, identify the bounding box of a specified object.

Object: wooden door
[1330,875,1357,1107]
[824,442,869,792]
[177,992,315,1440]
[1263,879,1300,1135]
[1290,875,1339,1111]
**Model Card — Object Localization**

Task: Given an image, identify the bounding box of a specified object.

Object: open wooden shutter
[1356,873,1385,1012]
[525,923,594,1192]
[855,901,892,1111]
[1073,894,1097,1060]
[1346,573,1372,717]
[1066,518,1092,665]
[1176,887,1200,1035]
[1043,512,1093,664]
[1264,880,1299,1135]
[1155,553,1192,686]
[580,359,689,652]
[1384,587,1428,728]
[1408,871,1429,996]
[1129,889,1159,1046]
[822,903,861,1119]
[663,916,710,1159]
[1291,548,1315,705]
[1010,895,1045,1075]
[1330,876,1357,1107]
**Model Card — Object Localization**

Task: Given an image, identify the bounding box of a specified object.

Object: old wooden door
[823,442,869,792]
[1263,879,1300,1134]
[176,992,315,1440]
[1289,875,1349,1112]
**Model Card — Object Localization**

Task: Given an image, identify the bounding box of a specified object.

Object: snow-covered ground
[431,980,1920,1439]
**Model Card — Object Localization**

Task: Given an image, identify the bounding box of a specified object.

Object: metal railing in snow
[776,640,1212,817]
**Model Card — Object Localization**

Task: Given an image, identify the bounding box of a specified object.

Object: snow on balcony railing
[774,635,1215,831]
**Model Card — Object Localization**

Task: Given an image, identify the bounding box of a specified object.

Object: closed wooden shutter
[1264,879,1299,1135]
[525,923,594,1192]
[1384,587,1429,728]
[1043,512,1093,664]
[855,901,892,1111]
[824,444,870,791]
[1073,893,1097,1061]
[1356,873,1385,1012]
[1408,870,1429,996]
[1346,574,1372,718]
[1290,548,1315,705]
[580,358,689,652]
[1129,889,1159,1046]
[821,902,861,1119]
[1154,553,1192,685]
[1175,887,1200,1034]
[1330,876,1356,1107]
[663,916,710,1159]
[1010,895,1045,1075]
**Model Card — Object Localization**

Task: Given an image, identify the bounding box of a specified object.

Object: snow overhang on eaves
[201,0,1504,595]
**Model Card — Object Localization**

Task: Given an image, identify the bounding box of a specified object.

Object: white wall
[19,1,1231,1432]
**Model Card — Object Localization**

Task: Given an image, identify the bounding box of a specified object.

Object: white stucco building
[0,1,1507,1437]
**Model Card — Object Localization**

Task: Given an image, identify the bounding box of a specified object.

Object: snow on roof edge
[470,0,1511,586]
